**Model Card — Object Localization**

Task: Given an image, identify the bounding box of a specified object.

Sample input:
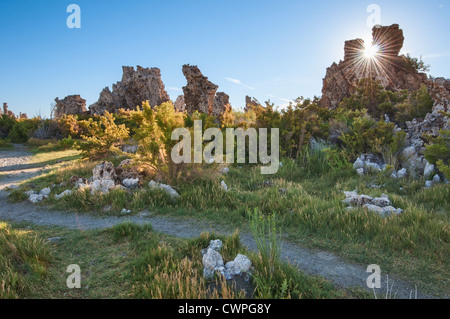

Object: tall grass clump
[249,209,340,299]
[0,222,52,299]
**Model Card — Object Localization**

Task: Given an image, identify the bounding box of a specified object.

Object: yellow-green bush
[77,111,130,159]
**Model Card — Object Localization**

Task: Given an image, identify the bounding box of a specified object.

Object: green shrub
[0,115,16,139]
[59,136,76,149]
[403,54,430,73]
[339,112,395,158]
[77,111,130,159]
[425,129,450,179]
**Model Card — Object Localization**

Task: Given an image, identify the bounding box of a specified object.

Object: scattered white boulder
[122,178,139,189]
[208,239,223,252]
[342,191,373,206]
[28,188,52,203]
[423,162,435,179]
[396,168,408,179]
[220,167,230,174]
[402,146,416,160]
[39,188,51,196]
[148,180,181,199]
[353,157,364,170]
[233,254,252,273]
[29,194,45,203]
[352,155,382,175]
[7,185,19,190]
[55,190,73,200]
[343,191,403,217]
[122,144,139,154]
[121,208,132,215]
[91,179,115,194]
[371,194,392,207]
[221,180,228,192]
[92,161,117,181]
[24,190,36,196]
[425,174,441,189]
[201,240,252,281]
[366,162,381,172]
[202,248,224,280]
[363,204,403,217]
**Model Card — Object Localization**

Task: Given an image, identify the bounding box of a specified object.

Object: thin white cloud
[225,77,241,85]
[278,98,294,103]
[422,52,450,59]
[167,87,183,92]
[225,77,255,90]
[278,98,294,109]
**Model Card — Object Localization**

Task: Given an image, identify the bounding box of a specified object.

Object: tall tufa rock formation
[245,96,261,112]
[2,103,15,118]
[54,95,87,118]
[182,64,232,117]
[174,95,186,112]
[89,66,170,115]
[320,24,450,162]
[320,24,428,109]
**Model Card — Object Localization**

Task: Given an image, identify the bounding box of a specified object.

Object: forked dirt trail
[0,144,43,190]
[0,145,437,299]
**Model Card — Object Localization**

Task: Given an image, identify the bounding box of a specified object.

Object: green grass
[0,222,346,299]
[5,145,449,296]
[43,162,447,296]
[0,222,52,299]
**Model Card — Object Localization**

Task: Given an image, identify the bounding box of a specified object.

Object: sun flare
[363,44,380,59]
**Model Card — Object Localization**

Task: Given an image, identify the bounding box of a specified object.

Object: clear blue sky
[0,0,449,117]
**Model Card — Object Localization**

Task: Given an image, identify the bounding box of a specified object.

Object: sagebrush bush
[132,101,221,185]
[425,128,450,179]
[77,111,130,159]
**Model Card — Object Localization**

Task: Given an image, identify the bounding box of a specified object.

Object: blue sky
[0,0,449,117]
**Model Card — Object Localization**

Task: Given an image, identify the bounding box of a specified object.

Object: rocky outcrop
[202,239,252,281]
[245,96,260,112]
[406,111,449,151]
[54,95,87,118]
[321,24,428,109]
[213,92,232,116]
[343,191,404,217]
[90,66,170,115]
[427,77,450,113]
[174,95,186,112]
[182,64,231,116]
[2,103,15,118]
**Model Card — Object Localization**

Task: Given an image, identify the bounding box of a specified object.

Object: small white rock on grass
[122,178,139,189]
[221,181,228,192]
[121,209,132,215]
[39,188,51,196]
[55,190,73,200]
[148,181,181,199]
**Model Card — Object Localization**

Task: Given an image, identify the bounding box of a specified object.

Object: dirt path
[0,144,44,190]
[0,145,437,299]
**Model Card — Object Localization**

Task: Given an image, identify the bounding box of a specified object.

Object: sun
[363,44,380,59]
